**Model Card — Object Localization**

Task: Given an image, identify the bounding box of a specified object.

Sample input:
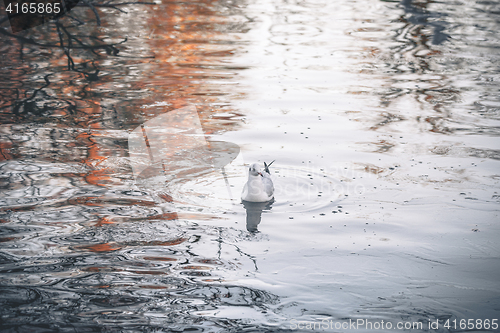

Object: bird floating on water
[241,161,275,202]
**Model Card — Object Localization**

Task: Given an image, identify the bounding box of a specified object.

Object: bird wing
[262,175,274,198]
[241,182,249,200]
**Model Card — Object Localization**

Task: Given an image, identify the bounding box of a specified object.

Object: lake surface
[1,0,499,332]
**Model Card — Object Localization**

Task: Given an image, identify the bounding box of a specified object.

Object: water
[1,0,499,332]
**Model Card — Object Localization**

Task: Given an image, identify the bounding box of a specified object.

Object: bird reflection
[242,199,274,232]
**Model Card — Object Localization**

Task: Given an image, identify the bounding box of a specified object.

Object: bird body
[241,161,275,202]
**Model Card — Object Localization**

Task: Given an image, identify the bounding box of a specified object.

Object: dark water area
[0,0,499,332]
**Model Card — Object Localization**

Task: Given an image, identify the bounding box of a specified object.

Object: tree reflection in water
[1,0,500,330]
[0,1,271,331]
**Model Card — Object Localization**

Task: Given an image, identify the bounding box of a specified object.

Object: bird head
[248,163,262,176]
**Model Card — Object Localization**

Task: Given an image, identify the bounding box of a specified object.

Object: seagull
[241,161,275,202]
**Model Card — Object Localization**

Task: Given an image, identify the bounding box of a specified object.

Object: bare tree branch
[81,0,102,26]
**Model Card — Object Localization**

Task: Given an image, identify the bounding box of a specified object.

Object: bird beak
[258,172,262,176]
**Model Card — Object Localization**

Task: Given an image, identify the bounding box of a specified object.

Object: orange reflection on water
[78,242,123,253]
[94,216,115,226]
[0,0,245,192]
[0,142,14,161]
[75,238,188,253]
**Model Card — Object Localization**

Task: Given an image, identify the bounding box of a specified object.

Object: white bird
[241,161,275,202]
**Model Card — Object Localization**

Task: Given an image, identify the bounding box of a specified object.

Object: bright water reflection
[1,0,499,331]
